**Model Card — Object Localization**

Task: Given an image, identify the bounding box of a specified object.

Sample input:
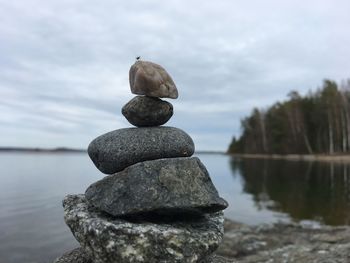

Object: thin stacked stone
[55,60,228,263]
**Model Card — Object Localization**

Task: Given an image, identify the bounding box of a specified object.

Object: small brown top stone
[129,60,178,99]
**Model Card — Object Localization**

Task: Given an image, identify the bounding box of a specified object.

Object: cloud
[0,0,350,150]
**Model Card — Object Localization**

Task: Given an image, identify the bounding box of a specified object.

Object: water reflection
[2,153,350,263]
[230,157,350,225]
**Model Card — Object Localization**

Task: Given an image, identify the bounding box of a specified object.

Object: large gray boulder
[122,95,173,127]
[64,194,224,263]
[85,157,228,217]
[129,60,178,99]
[88,126,194,174]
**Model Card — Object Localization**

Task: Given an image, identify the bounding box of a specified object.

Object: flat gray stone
[64,194,224,263]
[122,96,173,127]
[88,127,194,174]
[85,157,228,217]
[129,60,178,99]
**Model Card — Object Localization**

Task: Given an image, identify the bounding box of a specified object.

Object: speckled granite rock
[129,60,178,99]
[85,157,228,217]
[53,248,233,263]
[64,194,224,263]
[88,127,194,174]
[53,247,92,263]
[122,96,173,127]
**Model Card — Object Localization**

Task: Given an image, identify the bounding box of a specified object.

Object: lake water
[1,152,350,262]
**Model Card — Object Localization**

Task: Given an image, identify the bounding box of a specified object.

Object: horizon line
[0,146,226,154]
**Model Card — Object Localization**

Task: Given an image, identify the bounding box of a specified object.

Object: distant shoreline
[0,147,225,155]
[229,153,350,162]
[0,147,86,153]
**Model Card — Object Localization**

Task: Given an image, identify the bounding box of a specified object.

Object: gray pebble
[122,96,173,127]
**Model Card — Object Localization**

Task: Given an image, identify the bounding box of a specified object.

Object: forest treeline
[228,79,350,154]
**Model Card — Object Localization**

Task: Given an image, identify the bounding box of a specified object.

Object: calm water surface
[1,152,350,262]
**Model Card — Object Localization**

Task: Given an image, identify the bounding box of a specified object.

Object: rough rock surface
[122,95,173,127]
[88,126,194,174]
[56,219,350,263]
[63,194,224,263]
[203,255,234,263]
[85,157,228,217]
[53,248,233,263]
[129,60,178,99]
[216,219,350,263]
[53,247,92,263]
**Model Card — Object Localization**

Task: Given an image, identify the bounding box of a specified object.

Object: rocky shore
[215,219,350,263]
[56,218,350,263]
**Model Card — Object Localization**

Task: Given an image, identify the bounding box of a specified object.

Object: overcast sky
[1,0,349,151]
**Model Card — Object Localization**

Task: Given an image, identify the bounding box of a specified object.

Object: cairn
[55,60,228,263]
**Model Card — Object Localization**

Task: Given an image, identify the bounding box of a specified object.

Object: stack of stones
[55,60,228,263]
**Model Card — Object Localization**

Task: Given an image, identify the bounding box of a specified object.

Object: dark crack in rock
[88,126,194,174]
[63,194,224,263]
[85,157,228,217]
[200,255,235,263]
